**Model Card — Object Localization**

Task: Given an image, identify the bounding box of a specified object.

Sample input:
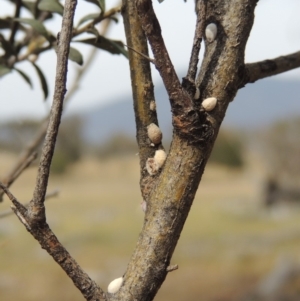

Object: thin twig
[74,5,121,36]
[0,182,27,216]
[0,152,38,202]
[9,0,22,44]
[124,45,155,64]
[122,0,161,201]
[0,16,113,204]
[186,0,206,82]
[6,152,37,187]
[243,50,300,86]
[30,0,78,212]
[166,264,178,272]
[0,189,59,219]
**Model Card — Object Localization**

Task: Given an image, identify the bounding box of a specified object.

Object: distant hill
[80,78,300,144]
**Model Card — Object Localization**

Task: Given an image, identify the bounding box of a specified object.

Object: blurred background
[0,0,300,300]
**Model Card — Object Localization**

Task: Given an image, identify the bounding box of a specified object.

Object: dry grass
[1,152,300,301]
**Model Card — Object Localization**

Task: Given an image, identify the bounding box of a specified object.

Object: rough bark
[243,50,300,85]
[122,0,161,202]
[112,1,258,300]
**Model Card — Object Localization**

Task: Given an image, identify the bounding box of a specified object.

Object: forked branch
[136,0,202,142]
[0,182,107,301]
[4,0,108,300]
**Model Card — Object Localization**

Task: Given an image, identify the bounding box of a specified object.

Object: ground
[1,152,300,301]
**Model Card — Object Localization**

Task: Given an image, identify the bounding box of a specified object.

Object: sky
[0,0,300,121]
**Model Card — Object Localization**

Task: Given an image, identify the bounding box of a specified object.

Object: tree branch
[111,1,258,301]
[0,189,59,219]
[9,0,22,44]
[185,0,206,86]
[0,182,107,301]
[136,0,203,142]
[243,50,300,85]
[0,152,37,202]
[30,0,78,220]
[122,0,162,202]
[74,5,121,36]
[0,19,112,204]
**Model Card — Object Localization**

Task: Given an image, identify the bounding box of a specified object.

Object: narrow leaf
[69,47,83,65]
[75,37,128,58]
[31,62,49,100]
[38,0,64,16]
[22,1,36,15]
[83,0,100,8]
[14,67,33,88]
[0,65,11,78]
[76,13,100,28]
[86,27,100,38]
[15,18,49,39]
[98,0,105,13]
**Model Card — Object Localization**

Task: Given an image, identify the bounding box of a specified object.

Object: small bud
[194,87,200,100]
[205,23,217,43]
[202,97,217,111]
[147,123,162,144]
[150,101,156,111]
[107,277,123,294]
[154,150,167,168]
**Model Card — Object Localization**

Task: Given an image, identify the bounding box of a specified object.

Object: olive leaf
[21,1,36,15]
[83,0,105,12]
[15,18,49,39]
[76,13,100,28]
[86,27,100,39]
[75,36,128,58]
[69,47,83,66]
[31,62,49,100]
[14,67,33,88]
[0,65,11,78]
[98,0,105,13]
[38,0,64,16]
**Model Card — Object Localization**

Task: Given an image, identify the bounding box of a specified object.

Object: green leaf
[75,37,128,58]
[109,16,119,23]
[69,47,83,65]
[86,27,100,38]
[22,1,36,15]
[76,13,100,28]
[38,0,64,16]
[31,62,49,100]
[0,65,11,78]
[15,18,49,39]
[98,0,105,13]
[14,67,33,88]
[83,0,99,7]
